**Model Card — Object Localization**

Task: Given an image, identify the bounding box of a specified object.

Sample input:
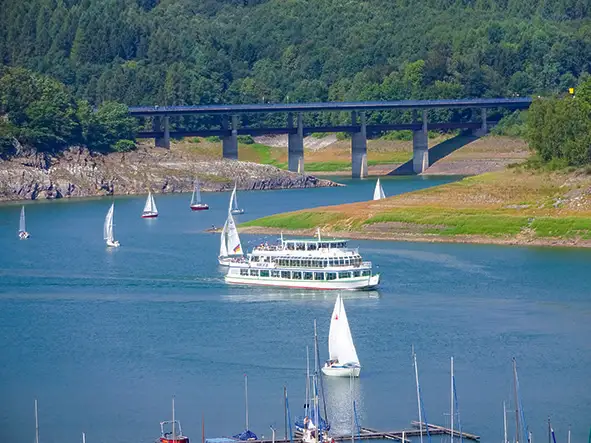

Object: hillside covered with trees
[0,0,589,107]
[0,0,590,162]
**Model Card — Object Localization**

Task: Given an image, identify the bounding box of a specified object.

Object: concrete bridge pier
[412,110,429,174]
[351,111,368,178]
[154,116,170,148]
[288,113,304,173]
[222,115,238,159]
[473,108,488,136]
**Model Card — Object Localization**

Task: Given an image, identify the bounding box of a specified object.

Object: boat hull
[160,437,189,443]
[106,240,120,248]
[18,231,30,239]
[321,365,361,377]
[230,209,244,215]
[225,273,379,291]
[190,204,209,211]
[141,212,158,218]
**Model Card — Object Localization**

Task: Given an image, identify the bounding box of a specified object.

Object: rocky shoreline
[0,147,341,202]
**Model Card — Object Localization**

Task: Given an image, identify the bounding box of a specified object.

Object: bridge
[130,97,532,177]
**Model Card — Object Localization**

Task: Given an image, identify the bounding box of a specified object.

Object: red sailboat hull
[160,437,190,443]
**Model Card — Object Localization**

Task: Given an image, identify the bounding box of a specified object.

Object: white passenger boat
[321,295,361,377]
[224,231,379,290]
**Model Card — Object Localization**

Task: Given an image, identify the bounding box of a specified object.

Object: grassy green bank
[241,169,591,247]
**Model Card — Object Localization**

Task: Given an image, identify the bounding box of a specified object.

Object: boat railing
[361,261,372,267]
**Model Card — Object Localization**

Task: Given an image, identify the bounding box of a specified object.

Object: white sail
[143,192,157,214]
[219,219,229,257]
[104,203,115,242]
[191,181,202,205]
[226,213,243,256]
[231,184,239,211]
[373,179,385,200]
[328,295,359,365]
[19,206,26,232]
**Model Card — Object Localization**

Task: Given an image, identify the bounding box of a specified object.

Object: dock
[206,422,479,443]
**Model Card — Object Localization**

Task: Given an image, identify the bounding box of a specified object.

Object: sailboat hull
[141,212,158,218]
[230,209,244,215]
[190,204,209,211]
[18,231,30,239]
[321,365,360,377]
[106,240,120,248]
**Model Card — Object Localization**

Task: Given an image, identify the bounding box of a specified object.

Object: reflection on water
[324,376,364,437]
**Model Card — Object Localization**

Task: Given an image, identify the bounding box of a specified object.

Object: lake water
[1,176,590,443]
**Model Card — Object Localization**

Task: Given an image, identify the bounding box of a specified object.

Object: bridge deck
[129,98,531,116]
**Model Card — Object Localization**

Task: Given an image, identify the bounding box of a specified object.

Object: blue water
[0,176,590,443]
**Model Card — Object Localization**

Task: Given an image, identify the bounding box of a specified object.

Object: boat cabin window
[307,243,317,251]
[260,270,270,277]
[353,270,361,277]
[286,243,294,250]
[362,270,371,276]
[339,271,350,279]
[314,272,324,280]
[250,269,259,276]
[326,272,336,281]
[338,258,344,265]
[240,269,249,276]
[304,272,313,280]
[281,271,291,279]
[271,270,280,278]
[296,242,305,251]
[251,256,259,262]
[292,271,302,280]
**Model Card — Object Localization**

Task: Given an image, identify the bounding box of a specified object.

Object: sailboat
[218,212,243,265]
[18,205,30,239]
[104,203,120,248]
[190,180,209,211]
[373,178,385,200]
[232,375,258,441]
[321,295,361,377]
[142,191,158,218]
[159,397,190,443]
[230,183,245,215]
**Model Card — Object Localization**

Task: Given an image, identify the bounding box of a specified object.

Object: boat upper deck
[252,238,354,255]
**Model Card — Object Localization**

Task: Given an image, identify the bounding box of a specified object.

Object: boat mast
[413,350,424,443]
[245,374,249,431]
[503,402,508,443]
[350,373,354,443]
[451,357,454,443]
[304,346,311,418]
[513,358,520,443]
[313,319,329,424]
[314,375,319,443]
[35,399,39,443]
[172,396,176,441]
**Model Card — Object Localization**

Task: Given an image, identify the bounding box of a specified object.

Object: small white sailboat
[190,180,209,211]
[142,191,158,218]
[218,212,244,265]
[373,178,386,200]
[321,295,360,377]
[230,183,244,215]
[104,203,120,248]
[18,205,30,239]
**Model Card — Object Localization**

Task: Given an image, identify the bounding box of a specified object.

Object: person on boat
[325,359,338,368]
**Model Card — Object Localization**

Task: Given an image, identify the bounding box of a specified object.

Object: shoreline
[238,226,591,248]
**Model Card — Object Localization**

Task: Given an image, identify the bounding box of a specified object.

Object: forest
[0,0,590,161]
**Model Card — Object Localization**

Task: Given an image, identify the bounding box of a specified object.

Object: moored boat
[224,231,379,290]
[142,191,159,218]
[321,295,361,377]
[159,397,190,443]
[190,180,209,211]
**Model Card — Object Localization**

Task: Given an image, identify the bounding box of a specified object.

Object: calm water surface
[0,176,590,443]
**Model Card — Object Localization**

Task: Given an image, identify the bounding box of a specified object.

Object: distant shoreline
[238,226,591,248]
